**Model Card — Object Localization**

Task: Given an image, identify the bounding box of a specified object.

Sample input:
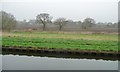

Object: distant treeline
[0,11,118,33]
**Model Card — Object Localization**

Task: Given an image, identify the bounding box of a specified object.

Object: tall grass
[2,34,118,51]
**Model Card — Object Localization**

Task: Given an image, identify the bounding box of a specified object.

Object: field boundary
[2,46,120,60]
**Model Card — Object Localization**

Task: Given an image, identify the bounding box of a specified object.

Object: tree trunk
[43,24,46,31]
[59,25,62,31]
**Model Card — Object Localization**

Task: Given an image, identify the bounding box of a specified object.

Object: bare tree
[106,22,113,28]
[82,18,95,29]
[36,13,52,31]
[54,18,68,31]
[0,11,16,32]
[118,21,120,31]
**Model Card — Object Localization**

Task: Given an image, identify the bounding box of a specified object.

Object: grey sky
[1,0,119,22]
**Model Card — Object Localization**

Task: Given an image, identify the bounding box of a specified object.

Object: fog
[1,0,119,22]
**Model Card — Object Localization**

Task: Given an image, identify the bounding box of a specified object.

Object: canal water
[2,54,118,70]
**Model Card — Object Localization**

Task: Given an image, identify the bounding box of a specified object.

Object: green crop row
[2,36,118,51]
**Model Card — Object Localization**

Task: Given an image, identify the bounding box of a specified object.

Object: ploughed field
[1,32,118,52]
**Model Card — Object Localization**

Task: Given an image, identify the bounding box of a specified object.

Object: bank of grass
[2,31,118,52]
[3,31,118,41]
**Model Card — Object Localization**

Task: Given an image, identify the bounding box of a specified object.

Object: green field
[2,32,119,52]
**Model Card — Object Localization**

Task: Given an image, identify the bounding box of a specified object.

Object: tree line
[0,11,118,32]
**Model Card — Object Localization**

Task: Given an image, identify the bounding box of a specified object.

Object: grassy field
[2,31,119,52]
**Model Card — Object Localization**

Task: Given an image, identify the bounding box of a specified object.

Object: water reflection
[2,51,119,61]
[2,54,118,70]
[2,51,119,70]
[0,55,2,71]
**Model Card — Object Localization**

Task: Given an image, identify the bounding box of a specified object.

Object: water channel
[1,52,118,70]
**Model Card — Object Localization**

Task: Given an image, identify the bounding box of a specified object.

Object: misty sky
[0,0,119,22]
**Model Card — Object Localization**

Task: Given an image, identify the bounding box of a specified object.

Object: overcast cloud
[1,0,119,22]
